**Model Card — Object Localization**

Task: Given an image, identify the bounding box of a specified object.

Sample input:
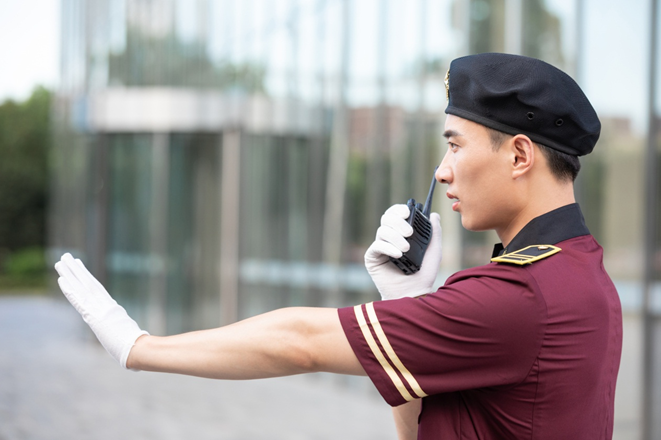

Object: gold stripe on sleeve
[353,304,415,402]
[365,302,428,398]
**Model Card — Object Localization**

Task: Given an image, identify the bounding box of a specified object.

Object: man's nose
[436,150,453,184]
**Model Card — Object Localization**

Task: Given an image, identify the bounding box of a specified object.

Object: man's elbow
[264,307,328,374]
[274,307,363,376]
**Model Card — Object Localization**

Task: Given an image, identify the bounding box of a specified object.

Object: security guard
[55,53,622,439]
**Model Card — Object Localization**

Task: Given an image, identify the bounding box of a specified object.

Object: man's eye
[448,142,459,151]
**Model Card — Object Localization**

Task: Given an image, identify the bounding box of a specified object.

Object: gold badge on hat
[444,70,450,101]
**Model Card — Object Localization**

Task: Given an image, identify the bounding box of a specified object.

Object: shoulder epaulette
[490,245,561,265]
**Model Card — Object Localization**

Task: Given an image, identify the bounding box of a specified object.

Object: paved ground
[0,295,396,440]
[0,295,653,440]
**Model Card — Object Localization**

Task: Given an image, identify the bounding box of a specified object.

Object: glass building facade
[51,0,661,438]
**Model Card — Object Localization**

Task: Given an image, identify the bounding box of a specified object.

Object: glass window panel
[426,0,458,62]
[106,134,153,324]
[346,0,379,106]
[469,0,505,54]
[320,0,343,104]
[522,0,575,69]
[167,133,221,333]
[581,0,649,279]
[580,1,653,438]
[297,1,320,104]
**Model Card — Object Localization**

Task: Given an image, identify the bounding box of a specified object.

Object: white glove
[365,204,442,300]
[54,253,149,369]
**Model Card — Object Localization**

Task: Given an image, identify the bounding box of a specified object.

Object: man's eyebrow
[443,129,462,139]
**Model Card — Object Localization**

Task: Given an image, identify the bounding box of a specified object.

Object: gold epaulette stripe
[500,255,532,261]
[490,244,562,265]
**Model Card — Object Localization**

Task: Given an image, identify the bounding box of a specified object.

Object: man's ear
[509,135,535,179]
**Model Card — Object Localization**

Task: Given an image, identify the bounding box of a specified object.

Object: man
[55,53,622,439]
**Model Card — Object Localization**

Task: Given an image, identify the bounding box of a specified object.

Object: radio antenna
[422,167,438,217]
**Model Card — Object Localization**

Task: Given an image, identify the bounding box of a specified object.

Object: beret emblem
[444,70,450,102]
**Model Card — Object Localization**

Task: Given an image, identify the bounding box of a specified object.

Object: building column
[642,0,659,438]
[88,134,109,286]
[504,0,523,55]
[148,132,170,336]
[322,0,350,305]
[219,130,241,325]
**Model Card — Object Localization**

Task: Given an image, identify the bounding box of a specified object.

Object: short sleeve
[338,265,547,407]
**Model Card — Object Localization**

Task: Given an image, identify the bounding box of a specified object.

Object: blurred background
[0,0,660,439]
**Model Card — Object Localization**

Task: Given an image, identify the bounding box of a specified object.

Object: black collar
[491,203,591,258]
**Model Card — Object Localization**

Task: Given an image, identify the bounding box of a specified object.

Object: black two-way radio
[389,169,438,275]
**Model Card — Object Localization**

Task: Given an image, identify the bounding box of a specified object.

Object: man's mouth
[447,192,460,212]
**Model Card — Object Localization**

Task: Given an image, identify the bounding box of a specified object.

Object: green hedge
[0,247,48,291]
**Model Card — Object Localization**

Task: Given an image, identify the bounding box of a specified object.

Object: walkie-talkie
[389,169,438,275]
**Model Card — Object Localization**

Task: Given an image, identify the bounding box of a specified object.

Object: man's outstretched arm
[127,307,365,378]
[55,252,364,378]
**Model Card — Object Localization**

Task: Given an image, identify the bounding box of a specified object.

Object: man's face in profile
[437,114,520,234]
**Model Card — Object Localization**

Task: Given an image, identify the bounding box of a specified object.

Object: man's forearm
[127,307,366,379]
[392,400,421,440]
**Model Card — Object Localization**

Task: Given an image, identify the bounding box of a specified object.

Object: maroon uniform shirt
[339,204,622,439]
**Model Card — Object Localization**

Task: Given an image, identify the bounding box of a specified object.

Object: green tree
[0,87,51,265]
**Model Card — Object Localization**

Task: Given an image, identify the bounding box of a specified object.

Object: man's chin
[460,216,491,232]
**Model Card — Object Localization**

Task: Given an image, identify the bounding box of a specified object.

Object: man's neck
[497,183,576,248]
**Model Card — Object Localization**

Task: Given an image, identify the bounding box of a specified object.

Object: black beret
[445,53,600,156]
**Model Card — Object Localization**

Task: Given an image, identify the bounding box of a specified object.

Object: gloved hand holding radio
[54,253,149,369]
[365,204,442,300]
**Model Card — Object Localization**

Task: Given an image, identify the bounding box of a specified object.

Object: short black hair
[536,143,581,183]
[486,127,581,183]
